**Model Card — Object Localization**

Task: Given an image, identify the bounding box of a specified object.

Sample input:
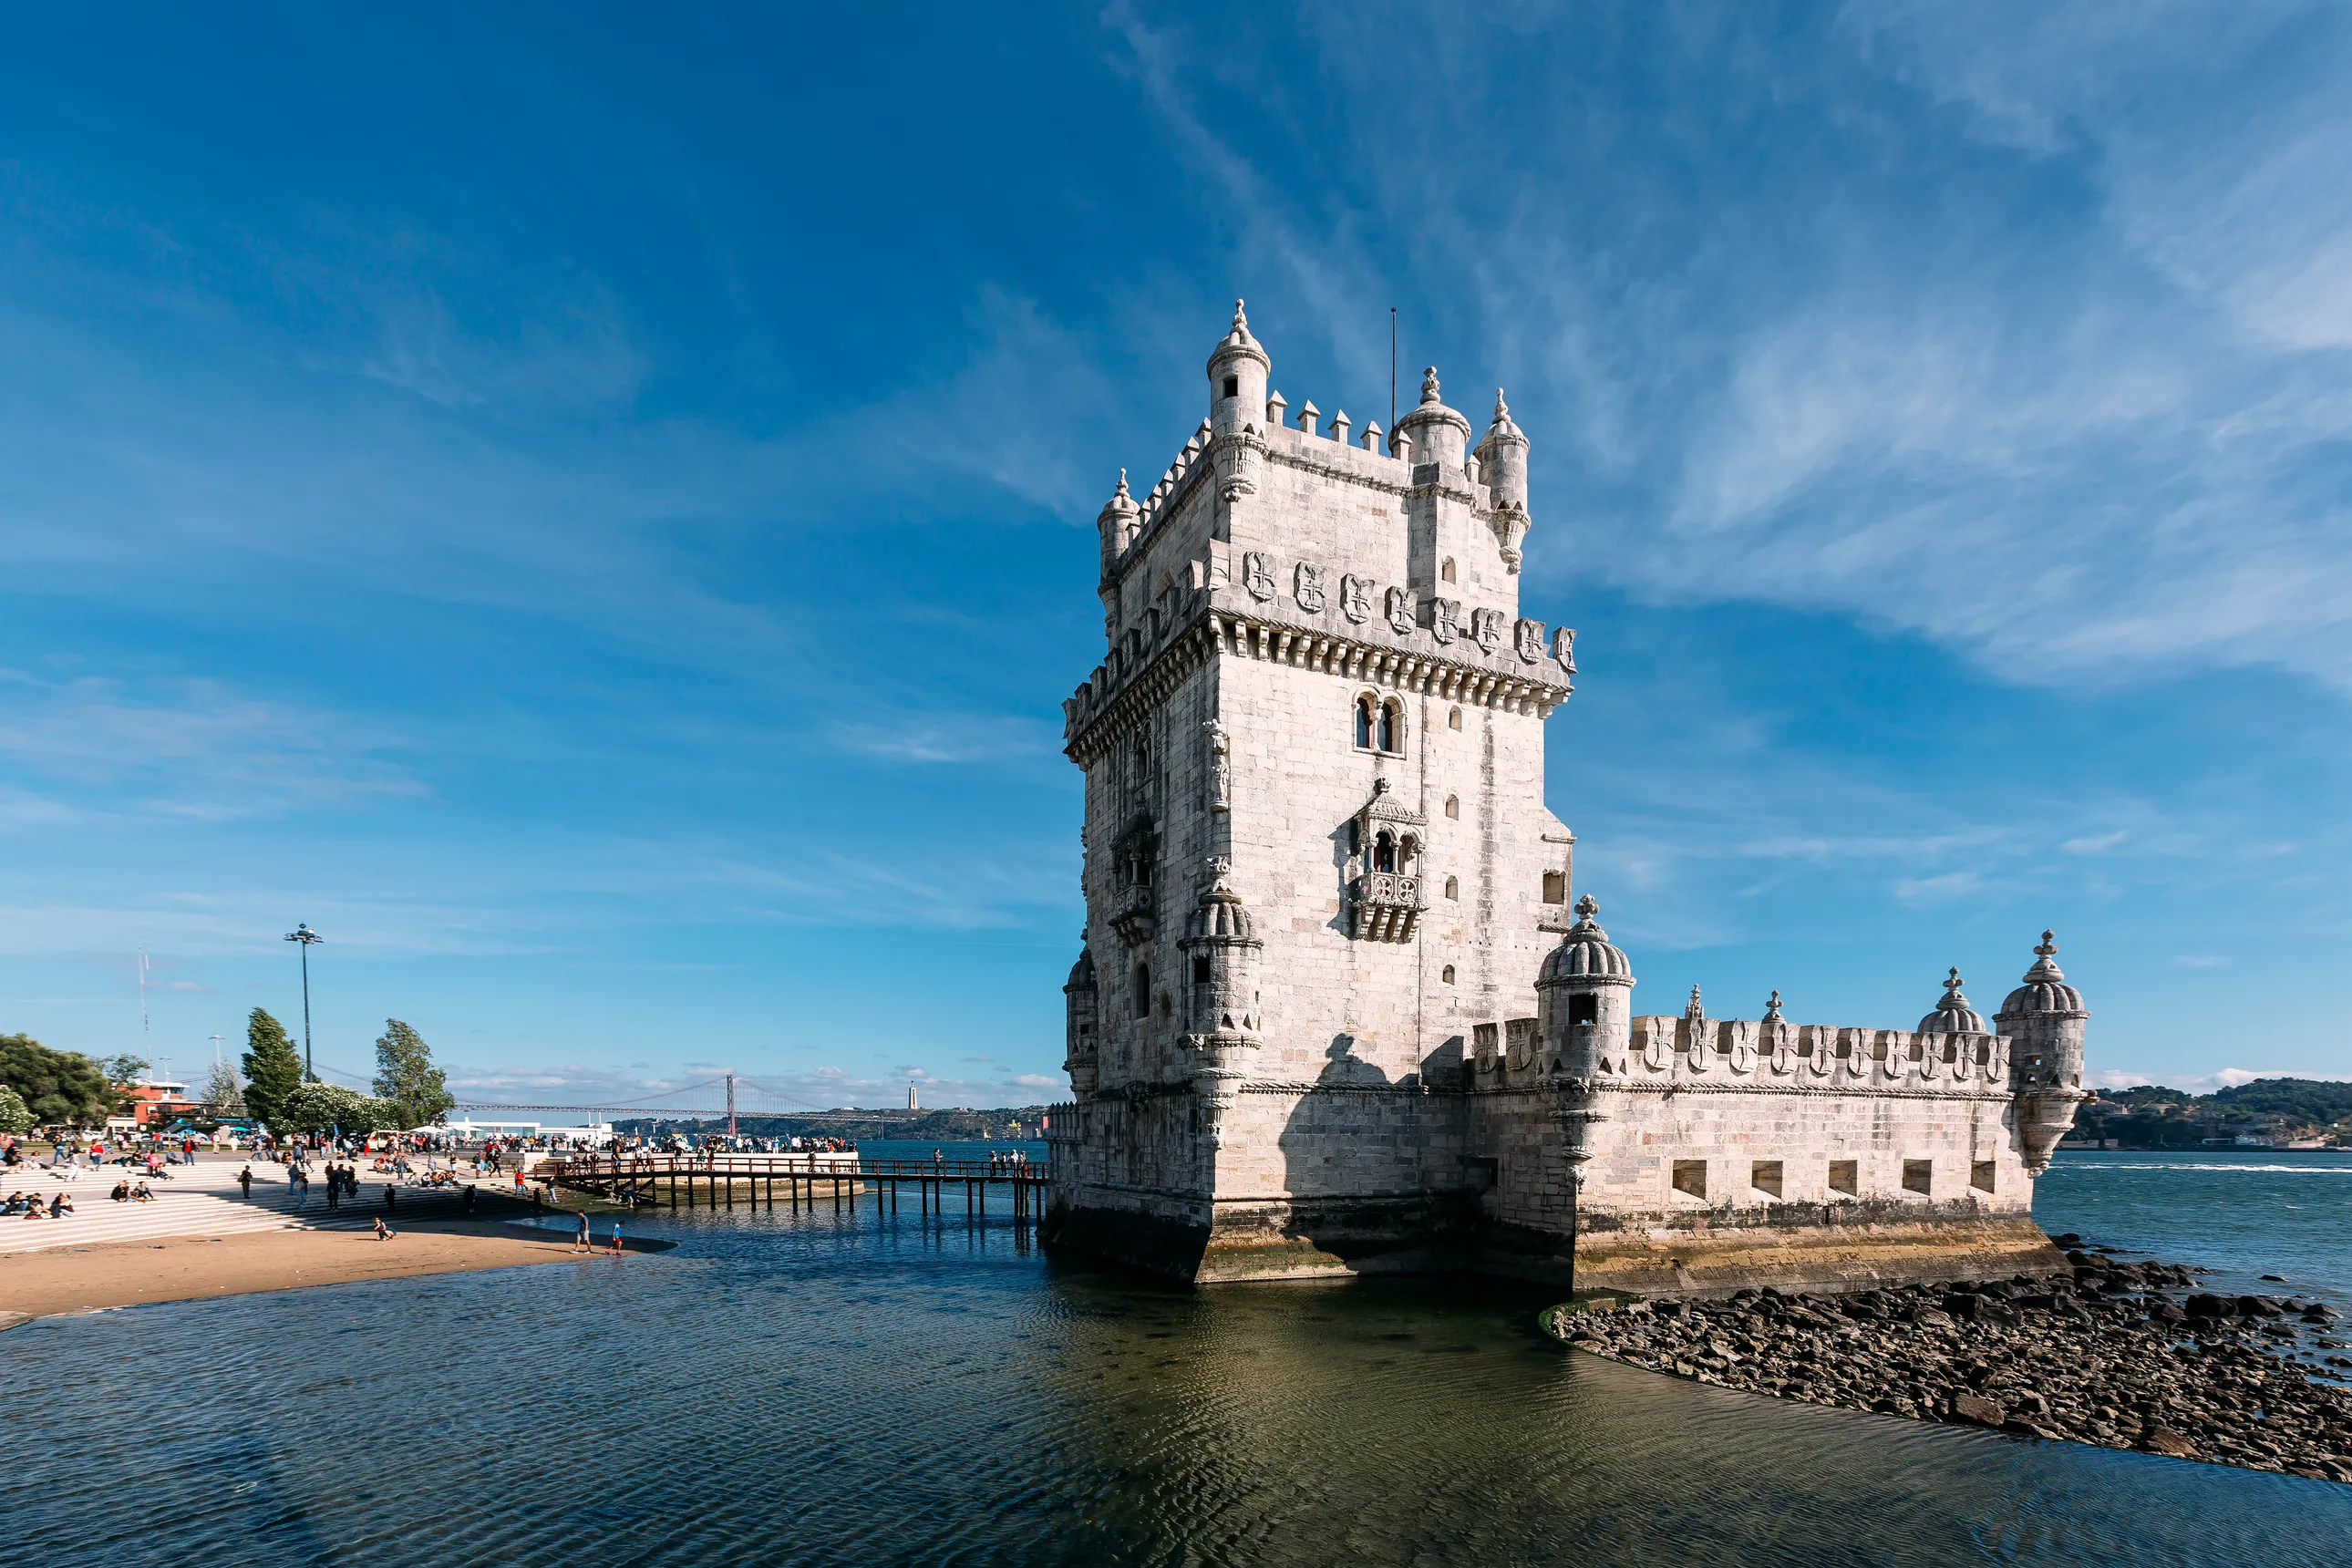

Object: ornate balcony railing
[1109,882,1155,945]
[1349,871,1424,943]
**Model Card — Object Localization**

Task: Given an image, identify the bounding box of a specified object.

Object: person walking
[606,1216,624,1256]
[238,1164,253,1199]
[385,1182,397,1212]
[573,1209,591,1253]
[325,1169,339,1212]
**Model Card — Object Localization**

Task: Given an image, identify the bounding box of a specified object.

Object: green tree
[0,1033,119,1125]
[373,1018,453,1129]
[101,1052,150,1087]
[242,1009,304,1130]
[0,1084,32,1135]
[201,1058,246,1116]
[275,1081,400,1135]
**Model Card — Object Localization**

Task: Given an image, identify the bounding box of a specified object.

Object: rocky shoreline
[1544,1234,2352,1483]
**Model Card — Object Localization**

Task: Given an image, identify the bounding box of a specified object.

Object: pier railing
[535,1151,1047,1222]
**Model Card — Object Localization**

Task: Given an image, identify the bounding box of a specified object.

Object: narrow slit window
[1448,707,1462,731]
[1440,557,1457,583]
[1354,696,1374,749]
[1443,876,1459,900]
[1377,700,1400,752]
[1444,795,1460,820]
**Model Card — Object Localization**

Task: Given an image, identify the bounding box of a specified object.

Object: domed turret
[1998,933,2088,1019]
[1206,299,1270,439]
[1097,469,1139,578]
[1995,931,2091,1174]
[1536,895,1637,1078]
[1538,894,1634,985]
[1177,858,1261,1037]
[1392,366,1471,470]
[1916,967,1986,1034]
[1472,389,1532,573]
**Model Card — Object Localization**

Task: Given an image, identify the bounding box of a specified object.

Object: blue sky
[4,2,2348,1109]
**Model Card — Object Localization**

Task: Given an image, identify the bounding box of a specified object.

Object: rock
[2148,1303,2188,1326]
[2186,1293,2234,1318]
[2238,1295,2284,1318]
[1945,1293,2017,1323]
[2141,1427,2201,1458]
[1950,1391,2007,1428]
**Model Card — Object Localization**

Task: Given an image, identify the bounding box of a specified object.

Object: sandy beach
[0,1215,668,1322]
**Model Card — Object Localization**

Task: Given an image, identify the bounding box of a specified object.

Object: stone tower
[1047,304,1578,1279]
[1045,305,2089,1295]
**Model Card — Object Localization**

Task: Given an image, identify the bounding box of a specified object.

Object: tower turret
[1392,366,1470,470]
[1097,469,1139,581]
[1206,300,1270,440]
[1178,858,1262,1147]
[1473,389,1532,573]
[1536,894,1636,1079]
[1995,931,2090,1172]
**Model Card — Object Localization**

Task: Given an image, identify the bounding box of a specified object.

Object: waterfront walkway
[0,1153,498,1256]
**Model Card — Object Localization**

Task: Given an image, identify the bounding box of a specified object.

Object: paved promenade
[1,1152,495,1256]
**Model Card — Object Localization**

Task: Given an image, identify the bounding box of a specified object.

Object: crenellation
[1047,305,2087,1295]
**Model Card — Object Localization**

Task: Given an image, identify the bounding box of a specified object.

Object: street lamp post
[283,923,323,1081]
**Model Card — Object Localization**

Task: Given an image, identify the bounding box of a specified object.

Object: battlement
[1615,1015,2011,1092]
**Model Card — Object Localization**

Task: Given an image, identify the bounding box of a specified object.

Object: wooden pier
[537,1152,1048,1224]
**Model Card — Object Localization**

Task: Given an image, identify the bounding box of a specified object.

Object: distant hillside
[2075,1077,2351,1147]
[613,1106,1051,1141]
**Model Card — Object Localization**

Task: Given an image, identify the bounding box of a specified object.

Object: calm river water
[7,1146,2349,1565]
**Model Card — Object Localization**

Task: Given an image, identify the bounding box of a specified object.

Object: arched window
[1444,795,1460,820]
[1449,707,1462,731]
[1398,835,1419,874]
[1440,557,1457,583]
[1377,699,1400,752]
[1441,965,1456,985]
[1354,695,1374,749]
[1374,831,1397,873]
[1444,875,1459,900]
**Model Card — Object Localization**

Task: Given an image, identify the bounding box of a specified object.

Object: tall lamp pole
[283,923,323,1081]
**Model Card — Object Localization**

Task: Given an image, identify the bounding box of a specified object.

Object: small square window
[1971,1160,1996,1193]
[1751,1160,1783,1199]
[1671,1160,1707,1199]
[1903,1159,1933,1196]
[1828,1160,1859,1197]
[1542,871,1565,904]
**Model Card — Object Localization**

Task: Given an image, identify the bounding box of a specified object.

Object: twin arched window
[1353,695,1404,754]
[1369,831,1418,875]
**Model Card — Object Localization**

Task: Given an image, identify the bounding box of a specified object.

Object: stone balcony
[1109,882,1156,946]
[1349,871,1425,943]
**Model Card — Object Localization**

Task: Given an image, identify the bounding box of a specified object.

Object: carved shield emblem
[1470,607,1503,654]
[1243,551,1276,601]
[1552,625,1576,670]
[1384,585,1414,634]
[1429,598,1460,644]
[1514,617,1544,664]
[1295,562,1326,614]
[1340,573,1372,624]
